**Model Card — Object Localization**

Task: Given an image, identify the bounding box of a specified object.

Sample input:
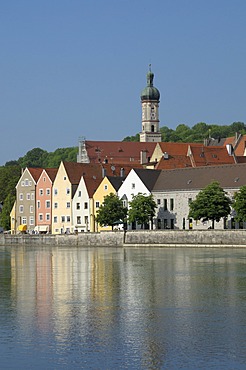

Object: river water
[1,245,246,369]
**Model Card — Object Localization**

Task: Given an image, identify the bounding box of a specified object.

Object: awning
[18,224,27,232]
[34,226,49,232]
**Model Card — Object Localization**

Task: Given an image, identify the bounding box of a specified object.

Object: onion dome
[141,66,160,101]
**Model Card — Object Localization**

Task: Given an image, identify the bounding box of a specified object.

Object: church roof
[141,68,160,101]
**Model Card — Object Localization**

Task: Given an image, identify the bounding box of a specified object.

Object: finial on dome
[149,63,152,72]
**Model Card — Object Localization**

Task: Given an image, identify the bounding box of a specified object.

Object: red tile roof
[28,168,43,183]
[188,145,235,167]
[85,141,156,164]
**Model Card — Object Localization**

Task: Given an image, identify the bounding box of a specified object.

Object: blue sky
[1,0,246,165]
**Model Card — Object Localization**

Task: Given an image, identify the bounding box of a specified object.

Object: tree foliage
[233,186,246,222]
[128,193,157,229]
[95,193,127,230]
[123,121,246,142]
[0,193,15,230]
[188,181,232,228]
[0,166,21,230]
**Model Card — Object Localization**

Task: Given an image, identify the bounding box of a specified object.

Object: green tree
[233,186,246,222]
[18,148,48,168]
[128,193,157,229]
[0,193,15,230]
[95,193,127,230]
[188,181,232,229]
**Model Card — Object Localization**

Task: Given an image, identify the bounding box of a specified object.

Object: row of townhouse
[11,159,246,234]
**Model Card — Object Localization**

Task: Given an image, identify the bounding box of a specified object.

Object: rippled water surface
[1,245,246,369]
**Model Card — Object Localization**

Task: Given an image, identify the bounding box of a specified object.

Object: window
[21,181,25,186]
[84,202,88,209]
[19,205,24,213]
[31,193,34,200]
[170,219,174,229]
[30,205,33,213]
[164,199,167,211]
[66,202,70,208]
[122,200,127,207]
[64,176,67,180]
[157,199,161,205]
[96,201,100,208]
[61,216,65,222]
[77,216,81,224]
[67,216,70,222]
[43,177,46,182]
[46,201,51,208]
[25,179,29,186]
[26,193,30,200]
[39,214,43,221]
[66,188,70,195]
[29,216,34,225]
[19,193,23,200]
[188,198,192,204]
[54,216,57,223]
[54,189,58,195]
[78,191,82,197]
[132,183,135,189]
[29,181,32,186]
[46,189,50,195]
[54,202,58,209]
[170,198,174,211]
[46,213,50,221]
[37,201,40,209]
[164,219,168,229]
[39,189,43,196]
[85,216,88,224]
[104,185,108,190]
[76,203,80,210]
[22,217,27,224]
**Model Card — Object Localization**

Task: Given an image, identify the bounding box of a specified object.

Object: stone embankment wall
[1,229,246,247]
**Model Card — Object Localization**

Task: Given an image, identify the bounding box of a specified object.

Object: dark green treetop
[128,193,157,229]
[95,193,127,230]
[188,181,232,229]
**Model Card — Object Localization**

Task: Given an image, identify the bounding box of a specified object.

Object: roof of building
[133,168,161,191]
[85,141,157,164]
[141,69,160,101]
[188,145,235,166]
[107,176,125,191]
[27,168,43,183]
[155,155,192,169]
[153,163,246,192]
[44,168,58,182]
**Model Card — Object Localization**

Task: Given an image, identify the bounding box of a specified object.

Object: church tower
[140,66,161,142]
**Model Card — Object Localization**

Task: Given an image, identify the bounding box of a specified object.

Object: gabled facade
[15,167,43,233]
[118,168,160,229]
[36,168,57,233]
[93,176,125,232]
[72,173,101,233]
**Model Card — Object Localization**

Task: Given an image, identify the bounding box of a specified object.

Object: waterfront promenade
[1,229,246,247]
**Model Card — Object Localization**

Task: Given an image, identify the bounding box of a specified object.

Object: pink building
[36,168,57,233]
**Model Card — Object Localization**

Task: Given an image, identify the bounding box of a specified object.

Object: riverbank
[1,229,246,247]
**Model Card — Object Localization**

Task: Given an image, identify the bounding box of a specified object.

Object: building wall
[72,177,90,233]
[15,169,36,232]
[52,162,73,234]
[93,177,117,232]
[36,170,53,232]
[153,188,239,230]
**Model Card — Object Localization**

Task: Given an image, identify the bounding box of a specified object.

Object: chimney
[102,168,106,177]
[120,168,125,177]
[140,150,147,164]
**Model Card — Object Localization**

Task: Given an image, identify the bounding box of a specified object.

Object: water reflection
[1,246,246,369]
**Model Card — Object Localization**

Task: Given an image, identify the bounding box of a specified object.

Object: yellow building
[93,176,124,232]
